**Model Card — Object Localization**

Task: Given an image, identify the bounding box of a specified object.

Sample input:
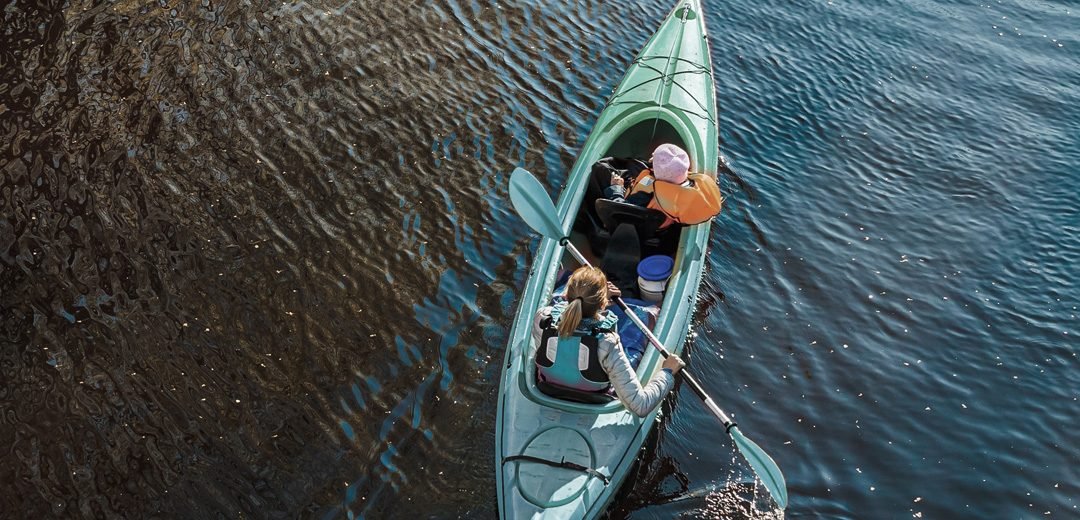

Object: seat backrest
[595,198,666,242]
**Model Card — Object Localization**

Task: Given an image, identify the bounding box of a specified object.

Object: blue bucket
[637,255,674,303]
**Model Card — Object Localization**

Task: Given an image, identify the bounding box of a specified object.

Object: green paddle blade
[509,168,566,241]
[730,426,788,509]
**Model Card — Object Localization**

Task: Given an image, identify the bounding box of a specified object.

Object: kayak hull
[496,1,717,518]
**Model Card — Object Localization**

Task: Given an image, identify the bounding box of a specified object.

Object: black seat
[595,199,666,244]
[574,158,651,256]
[596,199,667,297]
[536,376,617,404]
[597,198,683,258]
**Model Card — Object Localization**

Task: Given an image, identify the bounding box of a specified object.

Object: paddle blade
[730,426,788,510]
[509,168,566,240]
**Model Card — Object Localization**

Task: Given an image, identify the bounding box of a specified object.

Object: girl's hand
[662,355,685,374]
[606,281,622,300]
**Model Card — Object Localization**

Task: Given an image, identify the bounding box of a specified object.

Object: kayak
[495,1,718,518]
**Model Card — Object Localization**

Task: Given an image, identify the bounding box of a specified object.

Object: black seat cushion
[536,376,617,404]
[595,198,666,243]
[575,158,652,256]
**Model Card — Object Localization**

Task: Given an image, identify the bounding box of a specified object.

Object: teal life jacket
[535,306,618,392]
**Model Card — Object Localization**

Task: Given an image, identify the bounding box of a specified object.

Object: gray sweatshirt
[531,305,675,417]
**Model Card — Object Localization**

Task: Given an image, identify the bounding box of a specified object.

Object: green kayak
[495,1,718,518]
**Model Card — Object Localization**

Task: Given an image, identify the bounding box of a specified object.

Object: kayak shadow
[601,415,783,519]
[609,474,784,519]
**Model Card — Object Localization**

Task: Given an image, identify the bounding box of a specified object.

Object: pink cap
[651,144,690,184]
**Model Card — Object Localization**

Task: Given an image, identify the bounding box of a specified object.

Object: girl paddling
[531,266,685,416]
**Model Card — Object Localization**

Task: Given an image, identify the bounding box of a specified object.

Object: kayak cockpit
[517,114,702,412]
[573,116,690,263]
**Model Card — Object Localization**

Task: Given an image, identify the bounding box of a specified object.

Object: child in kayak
[603,144,723,229]
[532,266,685,417]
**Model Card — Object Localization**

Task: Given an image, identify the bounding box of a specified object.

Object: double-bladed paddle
[509,167,788,510]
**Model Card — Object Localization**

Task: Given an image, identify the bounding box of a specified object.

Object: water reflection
[3,0,1078,518]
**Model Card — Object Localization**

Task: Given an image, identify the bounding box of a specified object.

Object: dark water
[1,0,1077,518]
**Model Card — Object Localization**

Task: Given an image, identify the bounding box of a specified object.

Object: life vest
[534,312,615,392]
[628,169,723,227]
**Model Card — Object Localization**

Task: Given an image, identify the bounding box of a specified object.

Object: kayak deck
[496,1,717,518]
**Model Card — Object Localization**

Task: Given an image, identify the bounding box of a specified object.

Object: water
[1,0,1076,518]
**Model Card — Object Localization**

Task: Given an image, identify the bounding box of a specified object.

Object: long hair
[557,267,610,338]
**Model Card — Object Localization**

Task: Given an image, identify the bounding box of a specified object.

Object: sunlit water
[1,0,1077,518]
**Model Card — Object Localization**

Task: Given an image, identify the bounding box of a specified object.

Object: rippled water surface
[2,0,1077,518]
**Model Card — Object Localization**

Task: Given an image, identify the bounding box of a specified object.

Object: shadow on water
[602,395,783,520]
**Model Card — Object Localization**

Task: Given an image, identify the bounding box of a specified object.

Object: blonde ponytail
[557,298,584,338]
[556,267,610,338]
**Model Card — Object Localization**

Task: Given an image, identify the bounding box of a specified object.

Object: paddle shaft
[561,239,736,428]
